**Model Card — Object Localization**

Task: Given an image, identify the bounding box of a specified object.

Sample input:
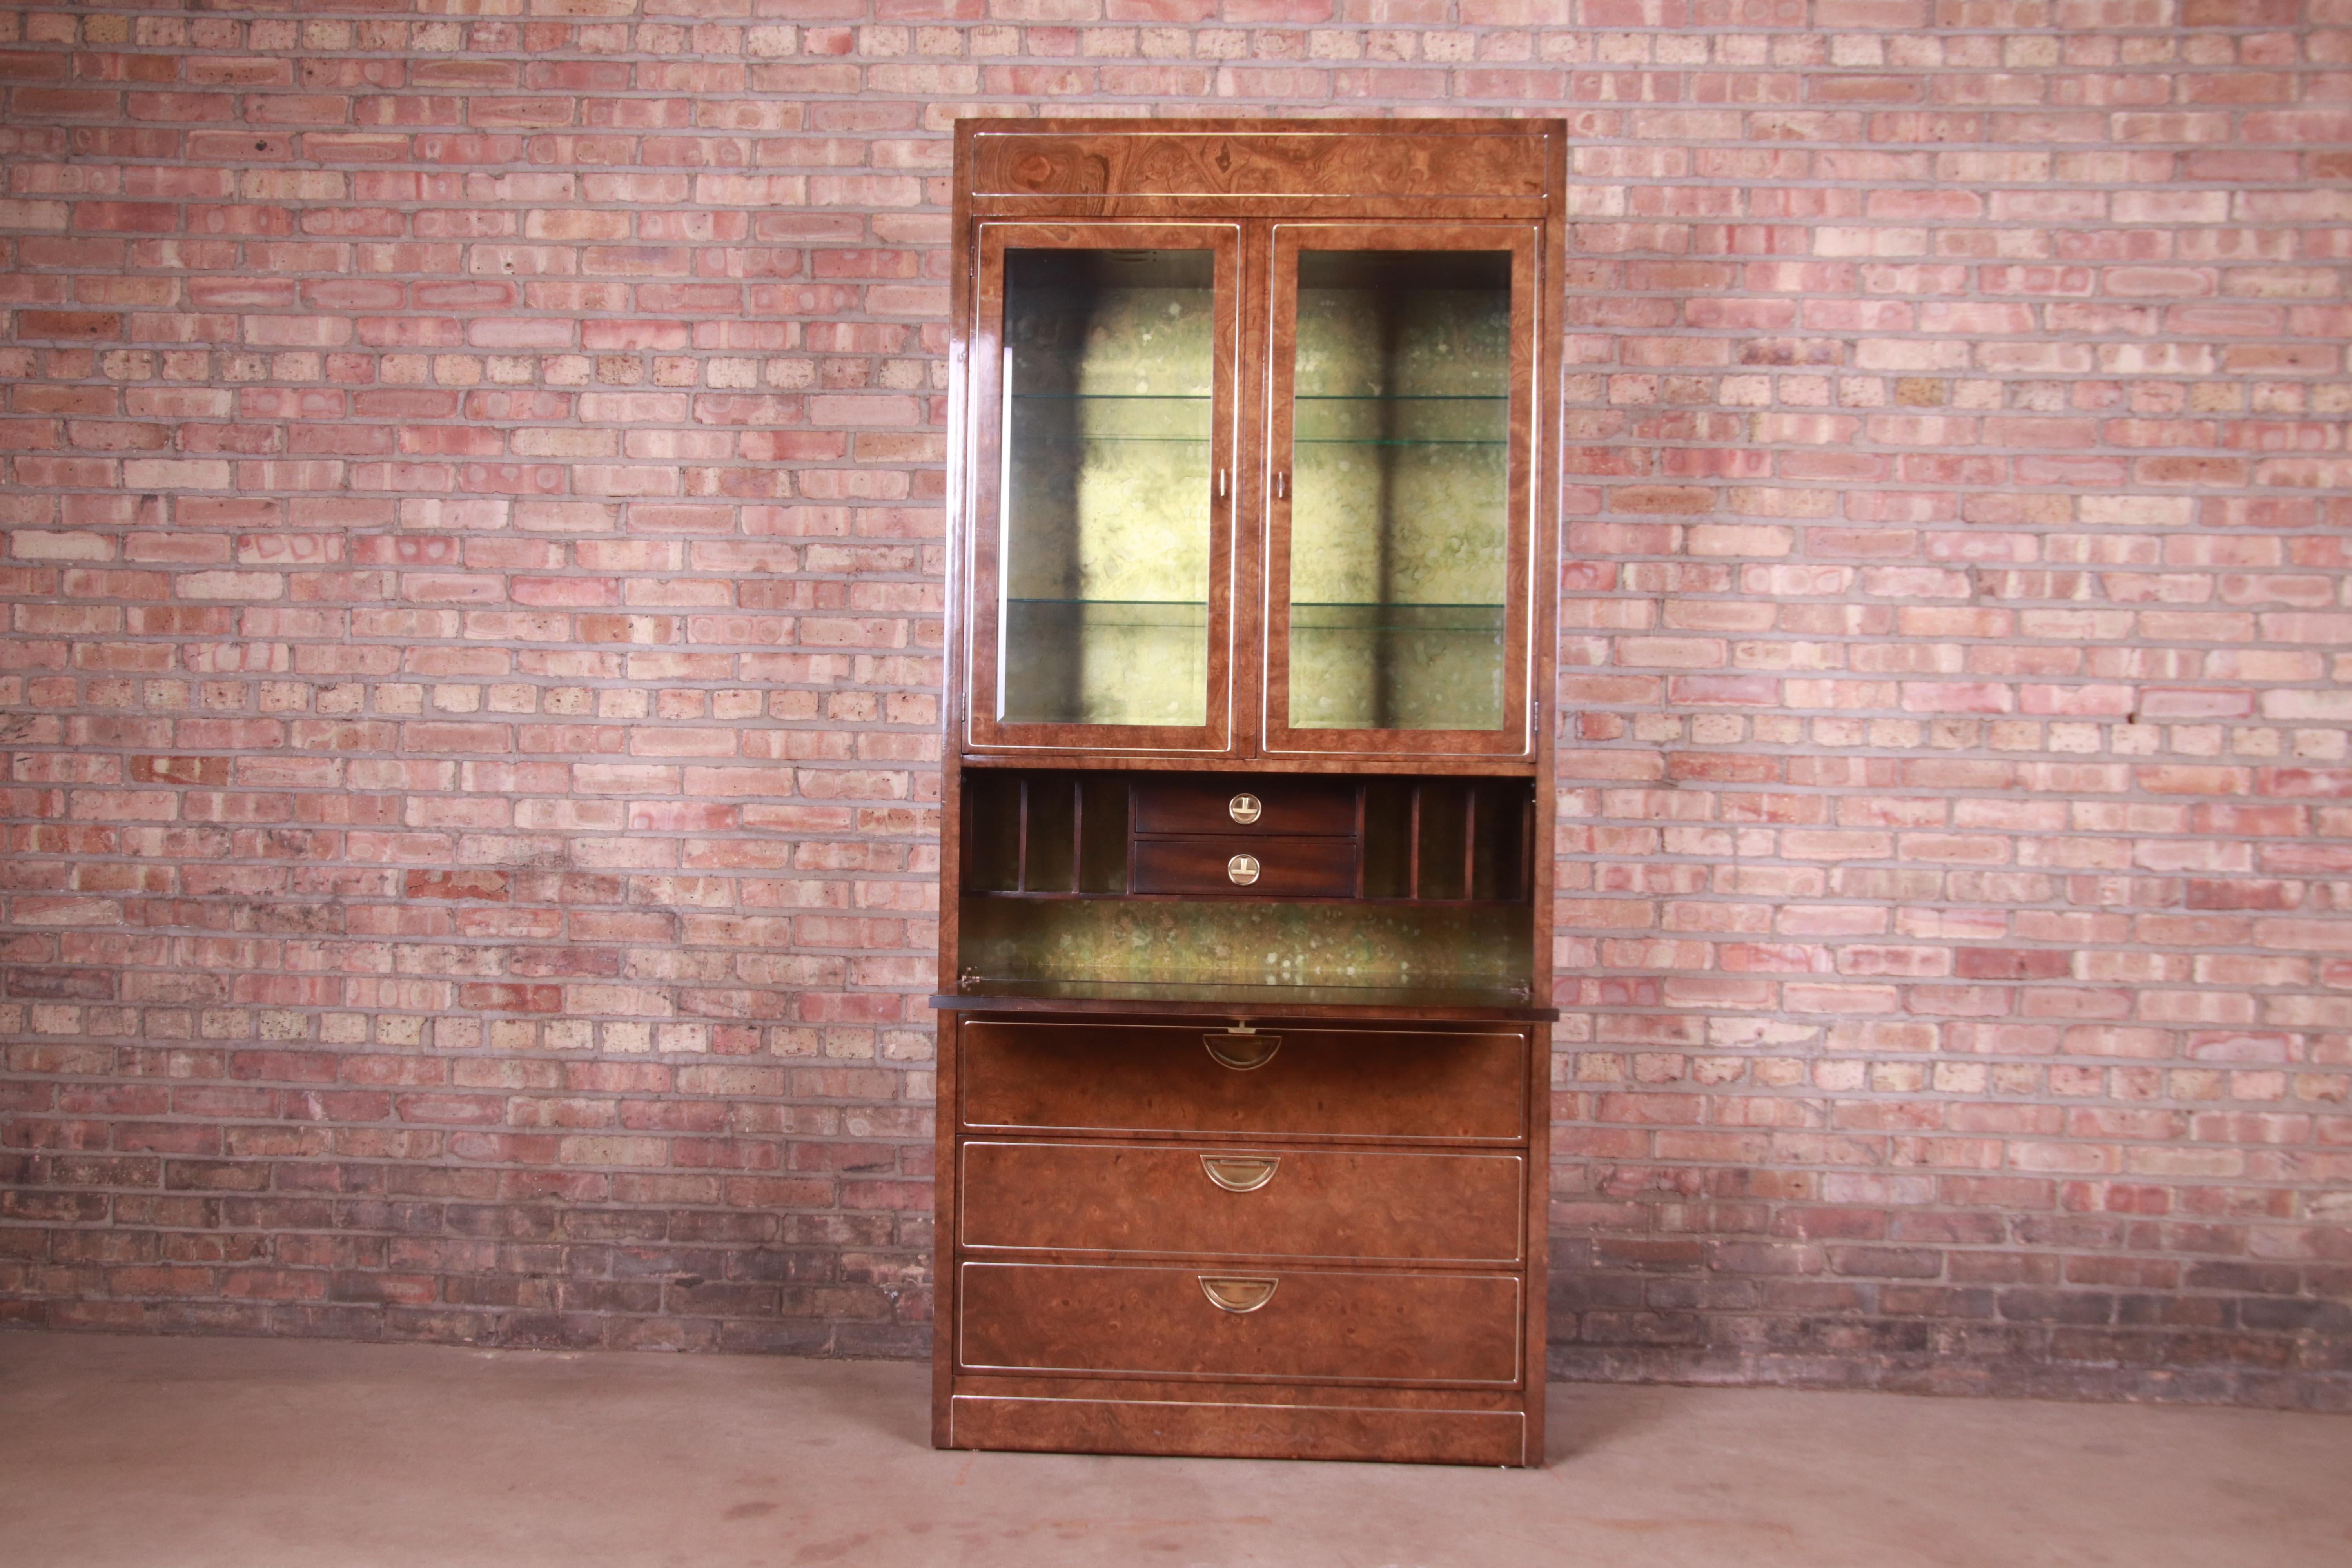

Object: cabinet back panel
[956,897,1532,990]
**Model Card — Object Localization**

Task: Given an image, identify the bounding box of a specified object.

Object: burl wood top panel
[965,118,1558,219]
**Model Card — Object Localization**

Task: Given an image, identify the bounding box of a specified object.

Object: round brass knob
[1226,853,1260,886]
[1228,792,1262,825]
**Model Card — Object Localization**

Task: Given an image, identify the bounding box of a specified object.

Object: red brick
[0,20,2336,1403]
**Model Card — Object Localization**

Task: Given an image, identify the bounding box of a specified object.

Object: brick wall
[0,1,2346,1408]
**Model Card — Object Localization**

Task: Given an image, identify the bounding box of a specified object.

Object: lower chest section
[939,1014,1545,1465]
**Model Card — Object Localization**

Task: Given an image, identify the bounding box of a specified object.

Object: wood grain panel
[1129,835,1357,897]
[960,1021,1528,1142]
[971,131,1549,201]
[947,1394,1525,1466]
[958,1142,1524,1262]
[957,1262,1522,1385]
[1130,775,1357,836]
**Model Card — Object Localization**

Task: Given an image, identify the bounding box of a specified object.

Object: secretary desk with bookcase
[933,116,1566,1466]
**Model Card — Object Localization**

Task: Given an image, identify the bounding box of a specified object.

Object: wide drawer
[959,1142,1524,1263]
[959,1021,1528,1143]
[957,1262,1522,1385]
[1131,835,1357,897]
[1131,777,1357,837]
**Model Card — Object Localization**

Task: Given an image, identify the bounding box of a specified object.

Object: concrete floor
[2,1334,2345,1568]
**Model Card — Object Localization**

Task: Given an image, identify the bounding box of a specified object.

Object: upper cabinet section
[951,120,1564,769]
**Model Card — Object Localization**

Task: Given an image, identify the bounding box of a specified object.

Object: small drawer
[1131,835,1357,897]
[960,1142,1524,1263]
[1131,777,1357,837]
[957,1262,1523,1385]
[960,1020,1528,1143]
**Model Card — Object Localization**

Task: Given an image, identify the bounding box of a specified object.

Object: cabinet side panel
[1525,117,1565,1468]
[932,1011,964,1447]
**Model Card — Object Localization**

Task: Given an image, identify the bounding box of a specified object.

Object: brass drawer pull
[1199,1276,1278,1314]
[1202,1032,1279,1071]
[1227,792,1261,824]
[1199,1154,1279,1193]
[1226,853,1259,886]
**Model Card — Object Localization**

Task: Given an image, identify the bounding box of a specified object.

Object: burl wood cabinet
[934,118,1566,1466]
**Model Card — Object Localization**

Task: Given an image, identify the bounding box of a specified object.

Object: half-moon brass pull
[1227,792,1261,824]
[1203,1033,1280,1071]
[1227,853,1259,886]
[1199,1276,1278,1314]
[1200,1154,1279,1193]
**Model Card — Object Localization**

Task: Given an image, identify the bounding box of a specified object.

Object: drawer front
[1131,835,1357,897]
[960,1142,1524,1263]
[1131,777,1357,837]
[960,1021,1528,1143]
[958,1262,1522,1385]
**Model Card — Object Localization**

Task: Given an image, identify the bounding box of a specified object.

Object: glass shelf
[1005,598,1209,626]
[1014,392,1211,400]
[1294,438,1505,448]
[1294,394,1507,401]
[1291,603,1505,634]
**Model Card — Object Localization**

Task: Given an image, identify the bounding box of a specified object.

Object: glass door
[1261,225,1538,759]
[965,223,1240,755]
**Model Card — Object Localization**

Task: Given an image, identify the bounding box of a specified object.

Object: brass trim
[1201,1032,1281,1071]
[1198,1275,1279,1314]
[1198,1153,1280,1193]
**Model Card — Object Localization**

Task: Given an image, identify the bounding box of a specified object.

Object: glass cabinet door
[964,224,1239,754]
[1262,225,1538,758]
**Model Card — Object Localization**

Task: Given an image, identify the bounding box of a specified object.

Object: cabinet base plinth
[944,1393,1530,1467]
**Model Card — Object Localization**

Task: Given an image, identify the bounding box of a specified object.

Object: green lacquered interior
[998,248,1216,729]
[957,897,1533,992]
[1287,249,1513,732]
